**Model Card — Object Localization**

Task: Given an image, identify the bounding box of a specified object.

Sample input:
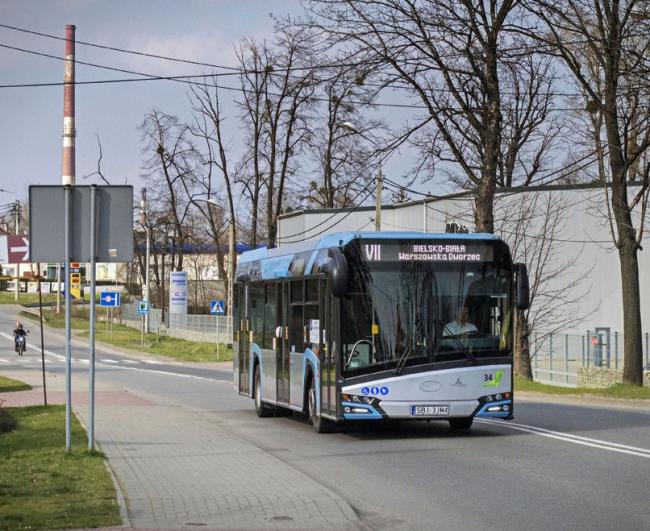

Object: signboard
[70,263,82,300]
[138,300,150,315]
[362,240,494,263]
[210,299,225,315]
[169,271,188,315]
[0,235,30,264]
[99,291,121,307]
[29,185,134,262]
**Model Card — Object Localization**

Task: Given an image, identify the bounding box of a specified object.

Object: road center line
[477,418,650,459]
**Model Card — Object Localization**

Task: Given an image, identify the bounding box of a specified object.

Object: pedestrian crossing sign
[210,299,225,315]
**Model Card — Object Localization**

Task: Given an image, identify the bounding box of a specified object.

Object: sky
[0,0,307,205]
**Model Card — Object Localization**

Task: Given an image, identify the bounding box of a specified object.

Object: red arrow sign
[7,235,29,263]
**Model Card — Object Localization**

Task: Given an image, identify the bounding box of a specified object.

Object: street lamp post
[140,188,151,333]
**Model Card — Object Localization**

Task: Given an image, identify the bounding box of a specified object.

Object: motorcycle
[15,332,28,356]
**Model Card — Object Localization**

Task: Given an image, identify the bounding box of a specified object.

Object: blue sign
[210,299,225,315]
[138,300,150,315]
[99,291,121,307]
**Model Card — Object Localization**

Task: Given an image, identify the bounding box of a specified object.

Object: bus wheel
[254,365,273,418]
[449,417,473,432]
[308,380,334,433]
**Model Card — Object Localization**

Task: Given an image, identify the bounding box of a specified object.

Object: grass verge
[515,375,650,400]
[0,375,32,393]
[0,292,58,306]
[0,405,121,530]
[21,309,231,363]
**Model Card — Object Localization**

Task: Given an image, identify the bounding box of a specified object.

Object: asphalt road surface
[2,307,649,531]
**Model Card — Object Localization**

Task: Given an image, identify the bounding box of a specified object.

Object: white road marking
[122,360,139,365]
[0,359,9,363]
[477,418,650,460]
[0,331,225,383]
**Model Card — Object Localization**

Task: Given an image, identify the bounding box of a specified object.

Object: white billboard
[169,271,188,315]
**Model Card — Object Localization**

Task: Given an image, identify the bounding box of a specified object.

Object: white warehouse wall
[276,184,649,336]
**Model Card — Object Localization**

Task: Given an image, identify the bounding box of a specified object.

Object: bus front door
[277,281,290,405]
[239,285,250,395]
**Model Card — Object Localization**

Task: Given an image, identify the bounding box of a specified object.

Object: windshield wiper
[393,342,413,375]
[435,319,476,364]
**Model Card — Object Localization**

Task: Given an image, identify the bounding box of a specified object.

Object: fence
[532,331,650,387]
[121,302,233,344]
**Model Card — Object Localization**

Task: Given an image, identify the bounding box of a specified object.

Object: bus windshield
[341,241,513,377]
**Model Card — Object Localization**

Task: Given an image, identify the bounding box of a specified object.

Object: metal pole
[56,263,61,314]
[88,186,97,451]
[14,200,19,302]
[64,185,72,453]
[37,263,47,406]
[564,334,569,385]
[228,221,235,344]
[375,168,382,231]
[614,332,619,370]
[145,226,151,332]
[141,188,151,333]
[216,314,220,361]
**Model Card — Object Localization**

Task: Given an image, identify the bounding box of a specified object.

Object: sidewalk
[0,366,363,530]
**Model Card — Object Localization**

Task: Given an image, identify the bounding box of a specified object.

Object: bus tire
[449,417,473,431]
[254,365,273,418]
[307,379,334,433]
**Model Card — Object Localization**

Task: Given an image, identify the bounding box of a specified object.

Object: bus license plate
[411,405,449,417]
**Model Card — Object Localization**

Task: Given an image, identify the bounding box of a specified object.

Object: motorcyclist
[13,322,27,352]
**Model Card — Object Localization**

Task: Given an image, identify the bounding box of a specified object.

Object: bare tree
[496,190,593,379]
[527,0,650,384]
[188,79,238,300]
[140,110,197,273]
[302,0,560,232]
[305,65,385,208]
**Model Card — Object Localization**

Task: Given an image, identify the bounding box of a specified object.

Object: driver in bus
[443,302,478,337]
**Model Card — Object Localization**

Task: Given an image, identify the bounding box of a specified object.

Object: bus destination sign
[363,241,493,263]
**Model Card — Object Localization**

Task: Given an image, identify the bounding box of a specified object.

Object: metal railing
[120,302,233,344]
[531,331,650,387]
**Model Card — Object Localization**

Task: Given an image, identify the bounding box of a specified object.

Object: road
[2,306,649,531]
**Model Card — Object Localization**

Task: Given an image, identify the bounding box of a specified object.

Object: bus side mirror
[514,262,530,310]
[320,247,348,298]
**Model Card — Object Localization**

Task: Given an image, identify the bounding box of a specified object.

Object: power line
[3,22,649,100]
[0,42,625,113]
[278,181,378,243]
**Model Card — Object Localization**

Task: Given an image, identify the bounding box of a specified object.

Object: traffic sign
[99,291,121,307]
[210,299,225,315]
[138,300,150,315]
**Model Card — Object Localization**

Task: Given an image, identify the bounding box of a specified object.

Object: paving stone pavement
[1,366,364,530]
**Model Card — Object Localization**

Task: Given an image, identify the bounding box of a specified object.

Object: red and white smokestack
[61,24,76,186]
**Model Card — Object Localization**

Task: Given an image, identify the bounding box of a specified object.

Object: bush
[0,409,18,433]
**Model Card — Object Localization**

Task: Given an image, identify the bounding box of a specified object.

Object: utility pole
[61,23,76,454]
[375,168,383,232]
[13,200,20,301]
[140,188,151,333]
[228,221,235,344]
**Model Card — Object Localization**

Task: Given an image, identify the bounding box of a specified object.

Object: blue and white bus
[232,232,529,432]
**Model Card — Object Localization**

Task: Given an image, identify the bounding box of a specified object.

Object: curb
[73,412,131,528]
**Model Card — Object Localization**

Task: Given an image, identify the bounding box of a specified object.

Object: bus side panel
[288,350,320,412]
[260,347,277,402]
[232,340,239,392]
[289,352,305,409]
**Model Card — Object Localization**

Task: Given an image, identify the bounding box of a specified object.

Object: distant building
[277,182,649,336]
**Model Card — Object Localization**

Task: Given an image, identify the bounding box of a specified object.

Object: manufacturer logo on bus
[418,380,442,392]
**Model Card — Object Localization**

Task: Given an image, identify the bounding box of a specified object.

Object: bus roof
[236,231,503,281]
